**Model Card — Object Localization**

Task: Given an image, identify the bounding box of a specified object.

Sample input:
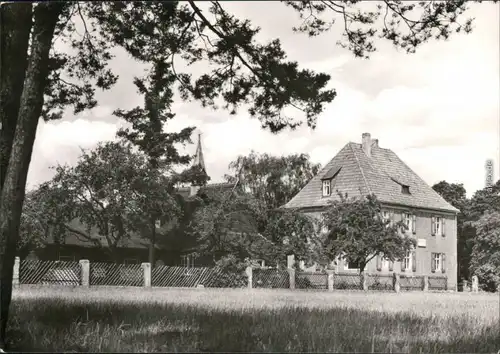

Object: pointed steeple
[192,133,206,172]
[190,133,207,196]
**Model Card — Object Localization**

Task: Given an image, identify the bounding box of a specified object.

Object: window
[402,185,410,194]
[377,255,390,271]
[322,180,331,197]
[182,254,197,268]
[345,259,360,270]
[402,251,412,271]
[432,253,442,272]
[432,216,443,236]
[381,210,391,228]
[403,212,415,233]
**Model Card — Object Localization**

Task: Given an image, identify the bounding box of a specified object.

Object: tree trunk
[0,3,32,191]
[0,3,64,350]
[149,217,156,266]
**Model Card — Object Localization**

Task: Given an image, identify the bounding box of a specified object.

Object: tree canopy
[35,141,182,261]
[321,193,415,274]
[225,151,321,210]
[470,209,500,292]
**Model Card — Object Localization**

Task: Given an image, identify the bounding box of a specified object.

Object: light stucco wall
[303,206,458,290]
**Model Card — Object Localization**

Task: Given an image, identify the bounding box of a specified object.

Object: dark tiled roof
[321,166,342,180]
[50,181,240,249]
[283,141,459,213]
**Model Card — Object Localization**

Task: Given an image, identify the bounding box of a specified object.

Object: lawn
[9,285,500,352]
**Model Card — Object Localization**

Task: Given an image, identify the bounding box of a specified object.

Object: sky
[28,2,500,198]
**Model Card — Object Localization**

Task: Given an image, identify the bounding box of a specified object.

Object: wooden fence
[14,257,458,292]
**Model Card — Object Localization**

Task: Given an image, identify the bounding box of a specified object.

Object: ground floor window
[432,252,444,273]
[345,259,360,270]
[181,254,197,268]
[403,251,412,271]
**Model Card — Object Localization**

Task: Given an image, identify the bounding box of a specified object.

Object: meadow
[9,285,500,352]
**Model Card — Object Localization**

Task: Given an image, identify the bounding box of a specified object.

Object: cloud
[27,2,499,199]
[27,119,119,189]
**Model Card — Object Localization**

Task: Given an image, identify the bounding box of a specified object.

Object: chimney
[362,133,372,157]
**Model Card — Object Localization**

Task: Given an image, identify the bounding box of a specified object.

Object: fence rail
[14,258,453,292]
[20,260,81,286]
[253,268,290,289]
[90,262,143,287]
[296,272,328,290]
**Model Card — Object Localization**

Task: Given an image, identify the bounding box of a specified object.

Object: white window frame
[433,253,442,272]
[435,217,442,236]
[403,251,412,271]
[382,211,390,228]
[381,257,389,270]
[403,212,412,233]
[322,180,331,197]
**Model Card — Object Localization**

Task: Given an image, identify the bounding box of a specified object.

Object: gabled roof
[283,138,459,213]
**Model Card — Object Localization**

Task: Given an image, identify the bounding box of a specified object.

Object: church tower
[190,133,208,196]
[192,133,206,173]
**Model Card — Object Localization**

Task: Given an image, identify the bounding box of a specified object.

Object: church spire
[192,133,206,172]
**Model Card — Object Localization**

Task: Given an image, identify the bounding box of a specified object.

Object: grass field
[9,285,500,352]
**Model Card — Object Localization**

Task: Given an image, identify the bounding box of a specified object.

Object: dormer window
[391,177,411,195]
[322,180,331,196]
[321,166,342,197]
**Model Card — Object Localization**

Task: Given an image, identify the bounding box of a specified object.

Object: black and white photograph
[0,1,499,352]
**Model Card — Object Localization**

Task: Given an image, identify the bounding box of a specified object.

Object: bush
[207,255,248,288]
[473,266,500,292]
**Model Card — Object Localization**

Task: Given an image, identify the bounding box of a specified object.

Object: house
[282,133,459,290]
[26,134,241,267]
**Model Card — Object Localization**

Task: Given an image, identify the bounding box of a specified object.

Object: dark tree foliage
[225,151,321,210]
[285,0,478,58]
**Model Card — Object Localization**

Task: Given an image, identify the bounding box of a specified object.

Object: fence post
[288,267,295,290]
[393,272,400,293]
[142,262,151,287]
[79,259,90,287]
[361,273,368,291]
[287,254,295,268]
[13,257,20,288]
[245,266,252,289]
[471,275,479,293]
[326,269,334,291]
[461,279,469,292]
[423,275,429,291]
